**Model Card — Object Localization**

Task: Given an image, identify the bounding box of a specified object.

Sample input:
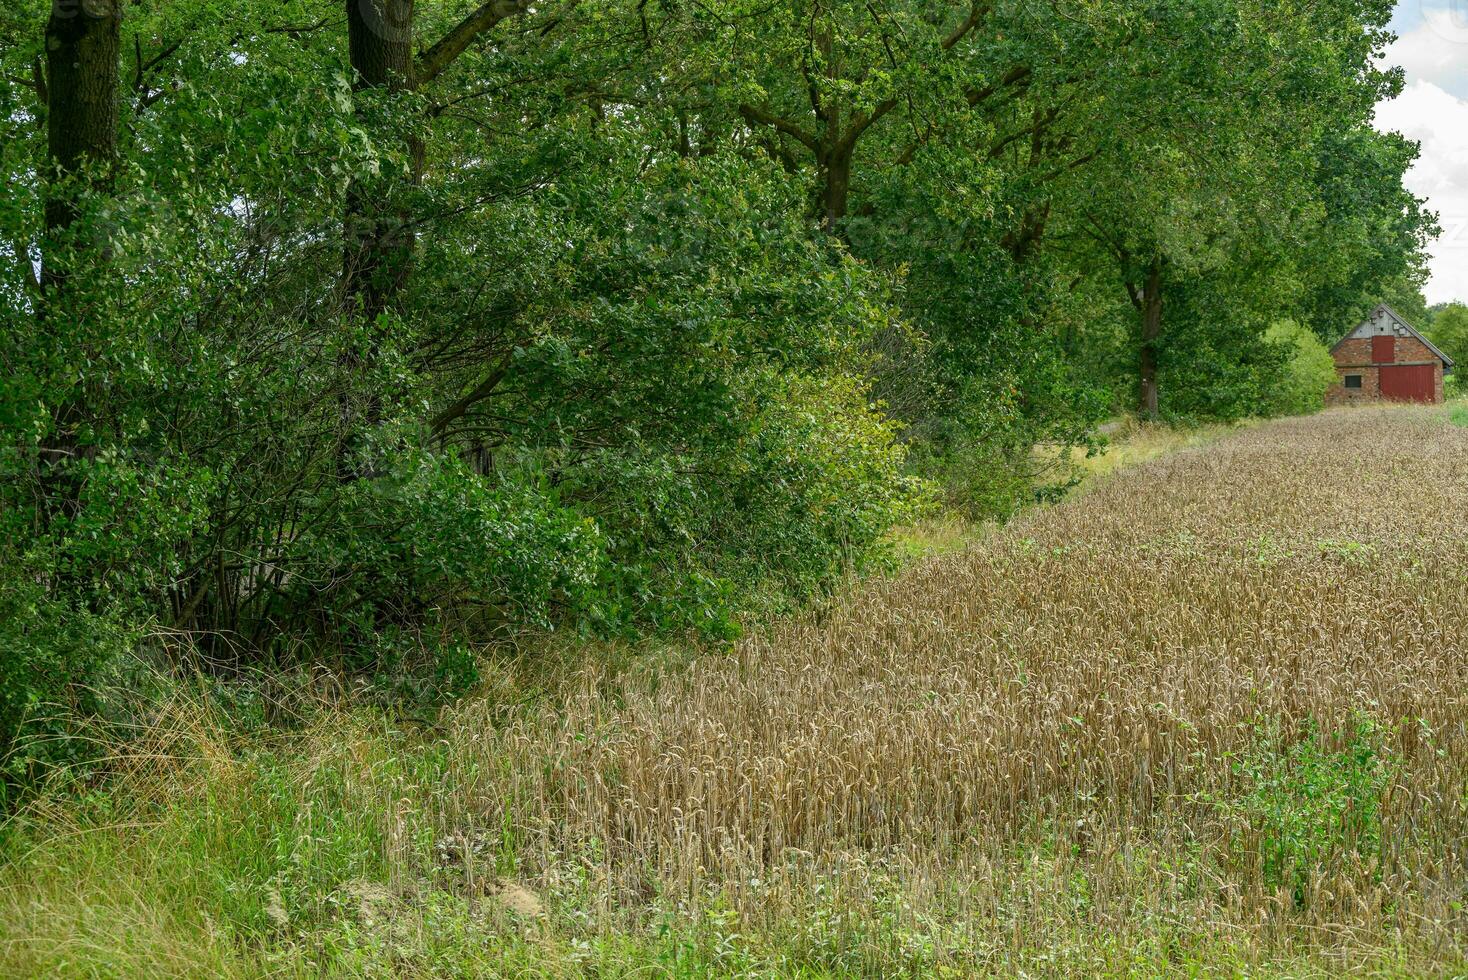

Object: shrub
[569,371,925,634]
[0,139,922,700]
[282,449,607,651]
[0,556,137,802]
[1258,320,1338,417]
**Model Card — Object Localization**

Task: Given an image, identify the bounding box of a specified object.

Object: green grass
[1447,402,1468,428]
[884,514,985,561]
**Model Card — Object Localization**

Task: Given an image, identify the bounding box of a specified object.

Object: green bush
[284,449,607,649]
[0,137,923,761]
[0,556,136,802]
[1258,320,1338,417]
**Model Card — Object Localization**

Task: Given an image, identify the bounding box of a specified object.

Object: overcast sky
[1377,2,1468,305]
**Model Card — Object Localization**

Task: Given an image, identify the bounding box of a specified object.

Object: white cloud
[1375,73,1468,304]
[1385,6,1468,98]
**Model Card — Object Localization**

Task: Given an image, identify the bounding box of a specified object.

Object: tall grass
[5,406,1468,976]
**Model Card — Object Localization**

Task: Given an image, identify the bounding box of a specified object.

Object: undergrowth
[5,408,1468,977]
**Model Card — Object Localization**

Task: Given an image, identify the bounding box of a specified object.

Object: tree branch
[738,103,820,153]
[31,55,47,105]
[965,64,1032,107]
[842,96,898,152]
[431,361,511,436]
[1124,279,1143,311]
[417,0,541,86]
[12,236,40,296]
[986,104,1058,160]
[941,0,991,50]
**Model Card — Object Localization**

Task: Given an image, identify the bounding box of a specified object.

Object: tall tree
[336,0,537,476]
[39,0,122,517]
[342,0,418,331]
[716,0,1032,236]
[43,0,120,272]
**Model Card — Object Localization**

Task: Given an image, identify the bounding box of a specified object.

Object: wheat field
[6,405,1468,976]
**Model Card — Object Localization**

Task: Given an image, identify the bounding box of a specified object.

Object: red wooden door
[1379,364,1435,403]
[1372,335,1396,363]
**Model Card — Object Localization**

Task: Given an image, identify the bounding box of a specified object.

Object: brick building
[1326,304,1453,406]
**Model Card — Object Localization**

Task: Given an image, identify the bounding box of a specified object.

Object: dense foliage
[1259,320,1342,418]
[0,0,1433,774]
[1425,303,1468,375]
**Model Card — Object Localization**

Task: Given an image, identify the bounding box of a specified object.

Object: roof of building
[1332,303,1455,368]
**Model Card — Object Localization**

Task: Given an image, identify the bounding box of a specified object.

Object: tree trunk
[44,0,121,257]
[343,0,417,324]
[1137,258,1163,417]
[340,0,418,478]
[1002,202,1051,264]
[821,147,852,235]
[41,0,122,519]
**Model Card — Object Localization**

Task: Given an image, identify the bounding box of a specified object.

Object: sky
[1377,2,1468,305]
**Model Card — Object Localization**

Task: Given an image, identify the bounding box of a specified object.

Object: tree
[1426,303,1468,370]
[1291,131,1433,340]
[684,0,1089,238]
[336,0,541,478]
[42,0,121,278]
[1056,0,1423,417]
[37,0,122,518]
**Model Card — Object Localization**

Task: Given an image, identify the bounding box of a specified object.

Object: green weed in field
[1317,538,1377,566]
[1212,716,1393,908]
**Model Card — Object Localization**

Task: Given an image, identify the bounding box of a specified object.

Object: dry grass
[6,406,1468,975]
[1073,415,1256,480]
[435,407,1468,964]
[890,417,1248,561]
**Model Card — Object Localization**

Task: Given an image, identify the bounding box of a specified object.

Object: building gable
[1333,304,1455,369]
